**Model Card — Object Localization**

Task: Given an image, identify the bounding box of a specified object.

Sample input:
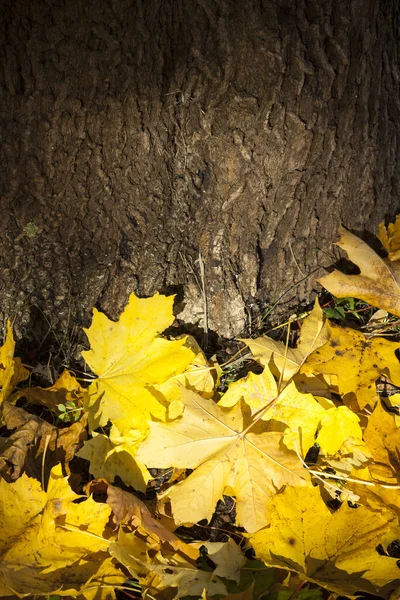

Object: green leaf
[347,297,356,310]
[324,306,345,320]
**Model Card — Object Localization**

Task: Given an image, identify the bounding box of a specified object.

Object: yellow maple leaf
[0,464,124,598]
[82,292,197,438]
[219,366,361,457]
[378,216,400,262]
[316,406,362,455]
[385,392,400,427]
[241,299,330,385]
[364,400,400,485]
[301,322,400,409]
[0,323,29,407]
[250,485,400,598]
[219,366,278,413]
[343,402,400,518]
[155,335,217,419]
[110,527,244,600]
[136,387,309,533]
[316,436,372,495]
[77,431,150,491]
[318,224,400,317]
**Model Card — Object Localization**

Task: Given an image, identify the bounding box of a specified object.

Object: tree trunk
[1,0,399,343]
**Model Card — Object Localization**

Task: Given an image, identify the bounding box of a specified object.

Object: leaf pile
[1,222,400,600]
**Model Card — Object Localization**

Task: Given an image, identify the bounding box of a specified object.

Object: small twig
[288,580,305,600]
[262,268,321,322]
[277,315,295,394]
[288,241,305,277]
[307,469,400,489]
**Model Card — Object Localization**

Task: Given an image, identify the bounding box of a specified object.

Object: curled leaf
[319,225,400,317]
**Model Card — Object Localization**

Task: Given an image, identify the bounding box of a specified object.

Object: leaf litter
[1,221,400,599]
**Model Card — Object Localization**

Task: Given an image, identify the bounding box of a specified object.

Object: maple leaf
[12,369,87,415]
[344,402,400,519]
[364,400,400,485]
[318,224,400,317]
[241,299,330,385]
[378,215,400,261]
[250,485,400,598]
[136,387,309,533]
[316,406,362,455]
[301,321,400,410]
[77,430,150,491]
[0,464,124,598]
[0,323,29,407]
[85,476,200,564]
[155,335,217,419]
[103,475,246,599]
[82,292,213,440]
[110,528,244,599]
[219,366,362,457]
[0,399,87,482]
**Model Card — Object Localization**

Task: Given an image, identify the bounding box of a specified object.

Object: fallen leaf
[156,335,217,419]
[77,431,150,491]
[202,539,246,583]
[318,225,400,317]
[0,401,55,480]
[0,464,124,598]
[218,366,277,413]
[12,369,87,415]
[364,400,400,485]
[85,477,193,559]
[324,436,372,476]
[0,323,29,407]
[250,485,400,598]
[217,585,254,600]
[219,365,360,457]
[110,529,244,600]
[0,400,87,482]
[316,406,362,455]
[82,292,197,440]
[301,322,400,409]
[378,216,400,262]
[136,388,309,533]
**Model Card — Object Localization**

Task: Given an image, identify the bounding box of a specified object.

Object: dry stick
[265,307,311,335]
[294,439,400,494]
[288,240,305,277]
[307,469,400,490]
[288,580,305,600]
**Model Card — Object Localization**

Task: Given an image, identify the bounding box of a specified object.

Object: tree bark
[1,0,399,341]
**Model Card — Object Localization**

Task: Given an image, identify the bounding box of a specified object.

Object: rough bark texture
[1,0,399,342]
